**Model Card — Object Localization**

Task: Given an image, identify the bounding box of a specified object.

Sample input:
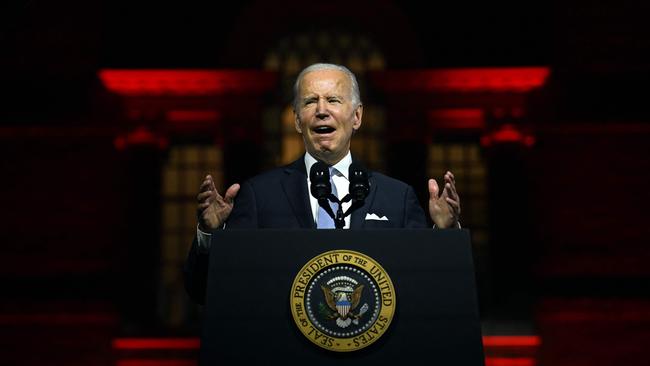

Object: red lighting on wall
[373,67,550,93]
[483,336,540,366]
[99,70,277,96]
[481,124,536,147]
[428,108,485,130]
[115,359,533,366]
[114,126,168,151]
[166,110,220,123]
[482,335,541,347]
[111,336,540,366]
[112,335,540,349]
[485,357,536,366]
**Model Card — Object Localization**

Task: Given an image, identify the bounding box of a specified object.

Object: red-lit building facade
[2,1,649,365]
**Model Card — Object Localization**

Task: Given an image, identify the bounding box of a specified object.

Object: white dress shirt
[304,151,352,229]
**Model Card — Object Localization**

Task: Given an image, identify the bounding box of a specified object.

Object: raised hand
[428,171,461,229]
[196,175,240,232]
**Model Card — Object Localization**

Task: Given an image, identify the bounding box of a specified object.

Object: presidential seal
[290,250,396,352]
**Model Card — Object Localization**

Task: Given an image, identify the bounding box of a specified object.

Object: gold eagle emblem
[321,284,364,319]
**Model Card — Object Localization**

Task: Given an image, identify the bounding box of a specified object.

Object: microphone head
[349,162,370,201]
[309,161,331,199]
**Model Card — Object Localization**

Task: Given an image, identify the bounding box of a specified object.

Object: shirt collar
[304,151,352,180]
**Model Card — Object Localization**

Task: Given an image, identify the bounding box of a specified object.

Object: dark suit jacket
[184,158,428,304]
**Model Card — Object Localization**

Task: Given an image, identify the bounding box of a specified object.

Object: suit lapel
[281,158,315,228]
[350,172,377,229]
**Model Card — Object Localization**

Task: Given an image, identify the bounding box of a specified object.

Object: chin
[312,150,330,161]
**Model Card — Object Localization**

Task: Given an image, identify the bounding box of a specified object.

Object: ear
[352,104,363,131]
[294,112,303,134]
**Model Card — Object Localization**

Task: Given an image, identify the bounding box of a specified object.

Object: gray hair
[292,63,361,111]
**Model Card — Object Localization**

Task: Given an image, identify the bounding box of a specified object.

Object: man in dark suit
[185,63,461,304]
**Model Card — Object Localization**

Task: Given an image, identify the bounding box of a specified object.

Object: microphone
[348,162,370,202]
[309,161,331,200]
[310,160,342,228]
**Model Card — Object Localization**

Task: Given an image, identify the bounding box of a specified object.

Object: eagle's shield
[336,299,351,318]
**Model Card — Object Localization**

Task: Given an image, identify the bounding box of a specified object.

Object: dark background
[1,1,649,365]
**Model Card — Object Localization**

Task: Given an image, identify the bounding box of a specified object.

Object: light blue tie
[317,168,338,229]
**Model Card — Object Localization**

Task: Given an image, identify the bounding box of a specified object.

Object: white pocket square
[365,213,388,221]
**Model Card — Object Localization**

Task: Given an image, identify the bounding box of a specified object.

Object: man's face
[294,69,362,165]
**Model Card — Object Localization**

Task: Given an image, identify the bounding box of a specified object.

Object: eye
[327,97,341,104]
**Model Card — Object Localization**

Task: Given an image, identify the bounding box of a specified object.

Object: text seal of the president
[290,249,396,352]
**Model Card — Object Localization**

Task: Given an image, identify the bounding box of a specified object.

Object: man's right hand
[196,175,240,232]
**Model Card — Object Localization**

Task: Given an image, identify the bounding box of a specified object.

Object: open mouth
[313,126,336,134]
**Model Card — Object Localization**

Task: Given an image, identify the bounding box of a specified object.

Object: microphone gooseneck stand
[310,160,370,229]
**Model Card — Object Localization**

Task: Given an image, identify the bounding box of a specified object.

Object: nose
[315,98,329,120]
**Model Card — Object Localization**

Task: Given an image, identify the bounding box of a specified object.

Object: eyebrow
[302,94,344,102]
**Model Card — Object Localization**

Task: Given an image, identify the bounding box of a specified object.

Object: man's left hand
[428,171,461,228]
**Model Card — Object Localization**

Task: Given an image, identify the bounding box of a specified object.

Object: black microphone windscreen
[309,161,331,199]
[349,162,370,201]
